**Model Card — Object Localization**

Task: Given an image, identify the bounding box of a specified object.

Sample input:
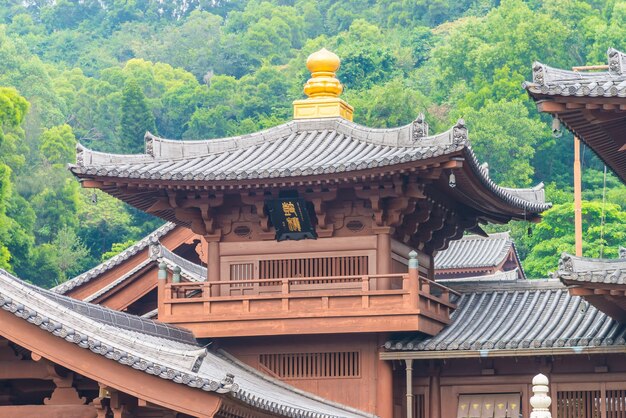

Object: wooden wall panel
[218,334,379,414]
[397,355,626,418]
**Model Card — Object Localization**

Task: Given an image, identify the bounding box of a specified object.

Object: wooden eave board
[530,94,626,182]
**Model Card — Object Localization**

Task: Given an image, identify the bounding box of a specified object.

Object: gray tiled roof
[436,268,520,283]
[81,242,206,303]
[525,48,626,98]
[157,245,207,282]
[385,280,626,353]
[434,232,514,270]
[53,222,175,295]
[0,269,372,418]
[70,118,549,214]
[556,252,626,285]
[524,48,626,183]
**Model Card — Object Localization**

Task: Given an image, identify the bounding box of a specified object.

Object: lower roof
[384,280,626,358]
[434,232,515,270]
[0,269,372,418]
[52,222,176,295]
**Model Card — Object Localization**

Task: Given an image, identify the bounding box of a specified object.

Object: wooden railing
[156,257,459,337]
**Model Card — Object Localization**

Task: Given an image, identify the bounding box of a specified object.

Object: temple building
[433,232,525,282]
[525,47,626,182]
[526,47,626,325]
[1,47,624,418]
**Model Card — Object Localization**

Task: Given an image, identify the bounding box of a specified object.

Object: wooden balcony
[157,260,458,338]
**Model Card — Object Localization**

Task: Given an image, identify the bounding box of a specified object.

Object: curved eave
[556,252,626,285]
[70,118,549,227]
[71,152,549,228]
[524,52,626,182]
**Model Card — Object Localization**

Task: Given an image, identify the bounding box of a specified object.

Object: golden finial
[304,48,343,98]
[293,48,353,121]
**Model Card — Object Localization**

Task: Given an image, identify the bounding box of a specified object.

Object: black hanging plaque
[266,198,317,241]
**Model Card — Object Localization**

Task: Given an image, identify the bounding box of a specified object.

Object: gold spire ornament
[293,48,354,121]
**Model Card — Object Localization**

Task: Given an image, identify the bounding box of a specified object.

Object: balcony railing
[157,255,458,338]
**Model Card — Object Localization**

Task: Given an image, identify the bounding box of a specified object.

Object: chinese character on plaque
[267,197,316,241]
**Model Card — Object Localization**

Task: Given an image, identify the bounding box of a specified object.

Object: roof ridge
[1,268,198,346]
[52,222,176,294]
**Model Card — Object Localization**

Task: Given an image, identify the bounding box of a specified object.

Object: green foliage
[40,124,76,165]
[523,201,626,278]
[50,226,90,281]
[460,99,547,187]
[101,239,136,261]
[120,79,156,153]
[0,0,623,287]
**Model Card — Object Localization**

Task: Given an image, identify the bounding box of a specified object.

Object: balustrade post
[408,251,420,309]
[530,373,552,418]
[282,279,289,311]
[361,275,370,308]
[203,283,211,316]
[172,265,181,283]
[157,261,168,318]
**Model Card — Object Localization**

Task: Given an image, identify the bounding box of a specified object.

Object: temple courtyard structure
[0,47,624,418]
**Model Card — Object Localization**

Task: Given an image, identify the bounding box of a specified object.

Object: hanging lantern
[448,172,457,188]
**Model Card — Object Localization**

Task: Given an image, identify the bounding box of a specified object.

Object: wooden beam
[80,180,104,189]
[0,405,97,418]
[568,287,594,296]
[537,101,566,113]
[0,360,51,380]
[0,310,222,418]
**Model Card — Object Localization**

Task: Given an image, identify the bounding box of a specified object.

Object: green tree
[460,99,547,187]
[50,226,90,281]
[523,201,626,278]
[119,79,156,153]
[40,124,76,165]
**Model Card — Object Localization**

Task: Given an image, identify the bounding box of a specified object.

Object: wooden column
[429,363,441,418]
[377,335,394,418]
[405,359,414,418]
[376,227,392,290]
[205,235,221,296]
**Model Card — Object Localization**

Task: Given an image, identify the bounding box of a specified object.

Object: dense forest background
[0,0,624,287]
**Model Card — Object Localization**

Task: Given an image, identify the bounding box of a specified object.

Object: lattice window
[457,394,520,418]
[557,390,602,418]
[606,389,626,417]
[259,256,368,280]
[259,352,361,379]
[230,263,254,280]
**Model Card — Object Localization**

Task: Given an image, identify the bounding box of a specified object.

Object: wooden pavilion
[60,48,551,417]
[14,47,626,418]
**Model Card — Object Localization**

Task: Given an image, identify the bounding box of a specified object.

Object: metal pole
[574,136,583,256]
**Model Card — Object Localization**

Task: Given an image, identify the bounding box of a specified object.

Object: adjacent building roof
[70,117,549,225]
[0,269,372,418]
[436,269,520,283]
[80,242,206,304]
[52,222,176,295]
[434,232,514,270]
[524,47,626,182]
[384,280,626,357]
[556,252,626,285]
